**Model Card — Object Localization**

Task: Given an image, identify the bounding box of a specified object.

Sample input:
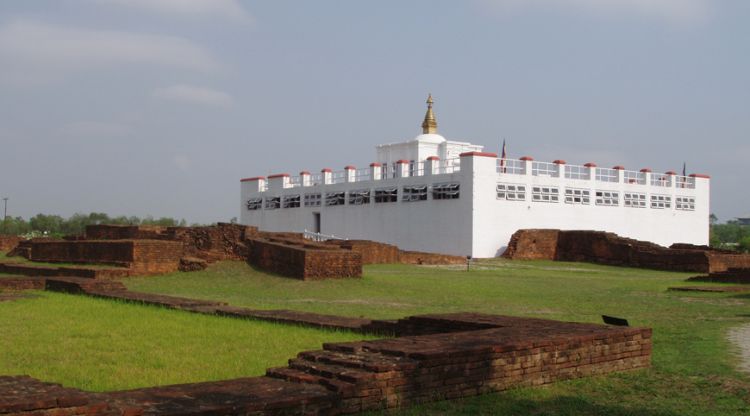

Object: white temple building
[240,96,710,257]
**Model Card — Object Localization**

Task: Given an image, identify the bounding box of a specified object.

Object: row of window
[496,183,696,211]
[247,183,460,211]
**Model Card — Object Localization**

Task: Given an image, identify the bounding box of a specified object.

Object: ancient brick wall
[247,238,361,280]
[502,229,729,272]
[398,250,466,265]
[166,223,254,262]
[0,236,21,252]
[502,229,560,260]
[85,225,168,240]
[326,240,400,264]
[130,240,183,275]
[30,240,136,265]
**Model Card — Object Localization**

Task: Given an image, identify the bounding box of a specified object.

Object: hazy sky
[0,0,747,223]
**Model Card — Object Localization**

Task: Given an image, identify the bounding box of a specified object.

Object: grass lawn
[0,291,371,392]
[122,260,750,415]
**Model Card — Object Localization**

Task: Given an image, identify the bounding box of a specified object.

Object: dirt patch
[728,323,750,375]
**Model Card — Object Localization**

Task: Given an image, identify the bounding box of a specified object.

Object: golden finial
[421,93,437,134]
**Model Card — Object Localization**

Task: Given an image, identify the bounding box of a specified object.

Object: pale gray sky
[0,0,747,223]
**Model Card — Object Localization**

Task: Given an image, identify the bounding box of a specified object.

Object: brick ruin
[0,236,21,252]
[0,223,468,281]
[0,273,653,415]
[503,229,750,273]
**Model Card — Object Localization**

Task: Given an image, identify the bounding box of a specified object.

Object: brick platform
[0,313,651,415]
[0,236,21,252]
[0,263,130,279]
[503,229,750,273]
[687,268,750,284]
[247,238,362,280]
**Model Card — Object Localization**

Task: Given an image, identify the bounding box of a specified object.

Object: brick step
[288,358,378,386]
[85,289,227,311]
[45,277,127,294]
[0,262,130,279]
[297,349,418,373]
[265,367,356,395]
[0,276,46,291]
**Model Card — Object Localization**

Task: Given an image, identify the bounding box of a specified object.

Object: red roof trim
[520,156,534,161]
[267,173,290,179]
[321,168,333,173]
[690,173,711,179]
[459,151,498,158]
[344,165,356,170]
[640,168,652,173]
[612,165,625,170]
[553,159,566,165]
[369,162,381,167]
[299,171,311,175]
[396,159,410,164]
[240,176,265,182]
[426,156,440,161]
[584,162,597,167]
[665,170,677,175]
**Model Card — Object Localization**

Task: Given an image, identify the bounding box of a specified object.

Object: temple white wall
[240,152,710,258]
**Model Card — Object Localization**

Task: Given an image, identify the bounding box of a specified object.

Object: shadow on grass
[384,394,683,416]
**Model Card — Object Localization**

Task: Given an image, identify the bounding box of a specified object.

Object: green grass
[122,260,750,415]
[0,291,371,392]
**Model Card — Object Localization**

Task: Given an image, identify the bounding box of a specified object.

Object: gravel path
[728,323,750,374]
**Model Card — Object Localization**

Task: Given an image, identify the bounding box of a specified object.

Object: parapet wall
[28,240,183,275]
[503,229,749,273]
[85,225,168,240]
[325,239,465,265]
[247,238,362,280]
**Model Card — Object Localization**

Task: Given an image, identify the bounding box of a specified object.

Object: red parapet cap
[459,151,498,158]
[584,162,597,167]
[665,170,677,175]
[690,173,711,179]
[640,168,652,173]
[369,162,381,167]
[240,176,265,182]
[553,159,566,165]
[396,159,411,164]
[344,165,356,170]
[267,173,290,179]
[612,165,625,170]
[321,168,333,173]
[299,171,311,176]
[426,156,440,161]
[520,156,534,161]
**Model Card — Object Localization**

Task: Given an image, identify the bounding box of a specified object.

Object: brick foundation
[325,240,466,266]
[0,236,21,252]
[0,312,651,416]
[503,229,750,273]
[247,238,362,280]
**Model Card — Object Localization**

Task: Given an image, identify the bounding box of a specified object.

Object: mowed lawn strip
[0,291,372,392]
[126,260,750,415]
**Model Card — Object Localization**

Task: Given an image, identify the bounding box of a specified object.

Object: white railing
[675,175,696,189]
[497,158,525,175]
[331,170,347,184]
[564,164,590,180]
[595,167,619,183]
[303,230,341,242]
[355,168,371,182]
[651,173,672,187]
[532,161,560,177]
[438,158,461,174]
[250,157,700,193]
[623,170,646,185]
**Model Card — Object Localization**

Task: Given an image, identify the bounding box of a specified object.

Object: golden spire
[421,93,438,134]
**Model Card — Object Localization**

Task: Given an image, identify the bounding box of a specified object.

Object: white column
[322,168,333,185]
[300,171,311,187]
[395,160,410,178]
[425,156,439,176]
[370,163,382,181]
[520,156,534,176]
[267,173,290,191]
[344,165,356,183]
[240,177,266,192]
[585,162,597,182]
[613,165,625,183]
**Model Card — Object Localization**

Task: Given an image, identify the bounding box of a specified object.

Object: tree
[709,213,718,226]
[739,236,750,253]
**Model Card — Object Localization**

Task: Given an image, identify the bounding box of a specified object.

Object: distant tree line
[709,214,750,253]
[0,212,193,238]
